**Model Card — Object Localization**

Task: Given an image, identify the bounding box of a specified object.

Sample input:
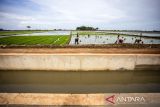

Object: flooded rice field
[2,30,159,44]
[16,31,70,36]
[0,70,160,93]
[70,34,160,44]
[107,31,160,37]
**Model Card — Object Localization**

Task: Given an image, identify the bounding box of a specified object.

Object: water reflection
[70,35,160,44]
[16,31,70,36]
[0,70,160,93]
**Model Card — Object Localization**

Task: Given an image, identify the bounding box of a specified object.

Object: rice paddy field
[71,31,160,37]
[70,34,160,44]
[70,31,160,45]
[0,30,160,46]
[0,36,70,45]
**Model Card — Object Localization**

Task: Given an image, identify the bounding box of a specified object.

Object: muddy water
[70,35,160,44]
[0,70,160,93]
[108,31,160,37]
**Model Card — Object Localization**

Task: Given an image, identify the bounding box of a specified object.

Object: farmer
[115,35,124,44]
[134,38,143,44]
[75,33,79,45]
[134,33,143,44]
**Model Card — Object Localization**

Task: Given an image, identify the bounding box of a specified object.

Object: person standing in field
[75,33,79,45]
[115,35,120,44]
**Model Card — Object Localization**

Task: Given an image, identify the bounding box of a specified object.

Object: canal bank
[0,48,160,106]
[0,53,159,71]
[0,93,160,106]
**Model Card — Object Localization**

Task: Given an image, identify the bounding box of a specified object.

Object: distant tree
[76,26,99,31]
[0,28,4,31]
[26,26,31,30]
[96,27,99,30]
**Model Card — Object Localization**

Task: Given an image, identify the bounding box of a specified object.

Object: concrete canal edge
[0,53,159,71]
[0,50,160,106]
[0,93,160,105]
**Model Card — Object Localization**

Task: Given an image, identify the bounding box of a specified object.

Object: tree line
[76,26,99,30]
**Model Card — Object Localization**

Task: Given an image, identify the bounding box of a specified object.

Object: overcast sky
[0,0,160,30]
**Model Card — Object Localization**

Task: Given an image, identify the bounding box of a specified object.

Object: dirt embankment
[0,48,160,54]
[0,44,159,54]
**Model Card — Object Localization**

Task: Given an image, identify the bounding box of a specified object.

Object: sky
[0,0,160,30]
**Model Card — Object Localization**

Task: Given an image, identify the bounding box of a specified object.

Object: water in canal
[0,70,160,93]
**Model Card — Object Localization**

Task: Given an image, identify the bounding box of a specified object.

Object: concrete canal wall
[0,54,159,70]
[0,93,160,106]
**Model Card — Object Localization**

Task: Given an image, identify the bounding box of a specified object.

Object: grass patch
[72,31,125,36]
[0,35,70,45]
[1,44,160,49]
[71,31,160,39]
[72,31,111,35]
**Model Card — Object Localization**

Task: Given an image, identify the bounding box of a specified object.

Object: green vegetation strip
[0,35,70,45]
[1,44,160,49]
[71,31,160,39]
[72,31,110,35]
[72,31,127,36]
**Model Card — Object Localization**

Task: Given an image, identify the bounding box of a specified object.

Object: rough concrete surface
[0,54,159,70]
[0,93,160,106]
